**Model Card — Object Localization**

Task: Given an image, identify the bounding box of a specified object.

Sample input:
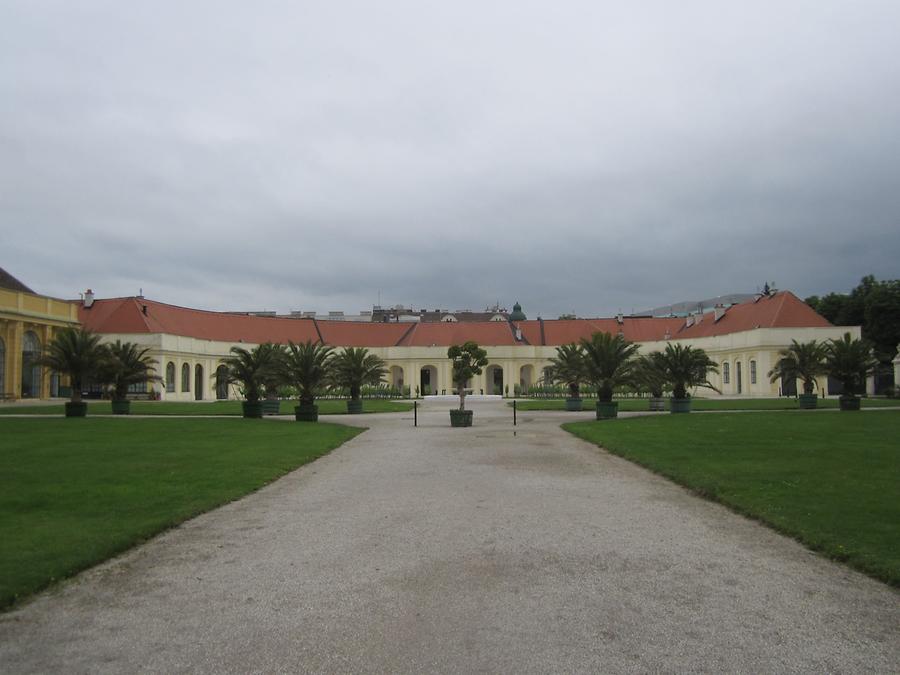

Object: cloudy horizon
[2,1,898,319]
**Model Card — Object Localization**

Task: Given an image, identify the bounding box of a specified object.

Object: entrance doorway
[420,365,438,396]
[216,365,228,399]
[485,365,503,395]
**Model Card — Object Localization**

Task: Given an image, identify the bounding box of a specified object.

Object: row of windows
[164,361,230,399]
[722,360,757,386]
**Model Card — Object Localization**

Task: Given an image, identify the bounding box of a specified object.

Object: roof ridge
[130,297,156,332]
[396,323,417,347]
[312,318,324,345]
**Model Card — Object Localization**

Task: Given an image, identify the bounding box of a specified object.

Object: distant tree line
[806,275,900,364]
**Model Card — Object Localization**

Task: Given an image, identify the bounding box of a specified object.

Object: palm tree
[220,343,283,418]
[448,341,488,426]
[656,343,719,413]
[767,339,827,407]
[99,340,162,414]
[282,340,334,421]
[546,343,586,411]
[330,347,388,413]
[580,332,639,418]
[256,343,287,414]
[633,352,669,410]
[824,332,879,410]
[37,327,105,417]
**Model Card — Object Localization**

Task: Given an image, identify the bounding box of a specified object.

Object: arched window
[22,331,41,398]
[750,360,757,385]
[194,364,203,400]
[181,363,191,392]
[166,362,176,392]
[0,336,5,395]
[723,362,730,385]
[216,365,229,399]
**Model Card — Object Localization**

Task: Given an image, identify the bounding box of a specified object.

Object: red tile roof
[398,320,520,346]
[79,292,831,347]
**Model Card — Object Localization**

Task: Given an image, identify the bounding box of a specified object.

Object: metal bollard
[513,399,517,426]
[414,401,417,427]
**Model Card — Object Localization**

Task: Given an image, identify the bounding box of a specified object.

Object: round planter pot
[65,401,88,418]
[450,409,474,427]
[261,400,281,415]
[295,403,319,422]
[242,401,263,418]
[839,396,861,411]
[595,401,619,420]
[111,400,131,415]
[670,398,692,414]
[798,393,818,410]
[346,399,363,414]
[649,397,666,412]
[565,397,583,412]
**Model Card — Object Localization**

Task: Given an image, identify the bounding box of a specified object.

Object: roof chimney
[616,310,624,324]
[515,328,523,341]
[714,304,727,322]
[685,315,694,328]
[83,289,94,308]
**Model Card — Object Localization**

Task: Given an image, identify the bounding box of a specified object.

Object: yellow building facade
[0,287,80,400]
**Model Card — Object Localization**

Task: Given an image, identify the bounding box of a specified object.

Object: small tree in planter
[219,344,282,418]
[254,343,287,415]
[448,341,488,427]
[38,327,106,417]
[330,347,388,414]
[824,332,878,411]
[634,352,669,411]
[99,340,162,414]
[580,332,639,419]
[767,339,827,409]
[656,343,719,413]
[547,343,587,411]
[283,340,334,421]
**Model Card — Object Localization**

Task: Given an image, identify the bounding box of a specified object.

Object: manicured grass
[0,418,363,609]
[564,412,900,586]
[0,399,413,416]
[512,397,898,412]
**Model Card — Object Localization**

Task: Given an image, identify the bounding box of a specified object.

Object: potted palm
[255,343,286,415]
[37,327,105,417]
[448,341,488,427]
[283,340,334,421]
[99,340,162,414]
[767,339,827,409]
[634,352,669,411]
[656,343,719,413]
[330,347,388,414]
[219,344,282,418]
[824,332,878,411]
[547,343,587,411]
[581,332,639,419]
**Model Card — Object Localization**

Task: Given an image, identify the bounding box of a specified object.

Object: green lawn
[512,397,898,412]
[0,418,363,610]
[0,399,413,416]
[564,412,900,586]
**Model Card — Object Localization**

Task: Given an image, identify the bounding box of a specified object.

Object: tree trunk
[458,382,466,411]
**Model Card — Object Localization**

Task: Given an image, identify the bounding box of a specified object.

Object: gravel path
[1,399,897,673]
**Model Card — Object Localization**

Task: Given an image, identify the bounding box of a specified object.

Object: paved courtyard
[1,399,897,673]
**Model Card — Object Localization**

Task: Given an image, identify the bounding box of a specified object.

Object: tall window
[723,362,730,385]
[166,362,176,392]
[750,360,757,385]
[22,331,41,398]
[216,365,229,400]
[181,363,191,392]
[0,336,5,394]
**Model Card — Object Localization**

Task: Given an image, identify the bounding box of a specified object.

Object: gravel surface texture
[1,399,897,673]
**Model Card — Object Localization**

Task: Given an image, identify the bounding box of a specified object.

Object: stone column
[9,321,23,399]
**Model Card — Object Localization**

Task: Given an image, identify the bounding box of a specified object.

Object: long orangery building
[2,269,882,401]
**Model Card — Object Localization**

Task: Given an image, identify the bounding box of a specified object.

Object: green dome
[509,301,526,321]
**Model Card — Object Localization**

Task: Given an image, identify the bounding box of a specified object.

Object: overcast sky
[2,1,899,318]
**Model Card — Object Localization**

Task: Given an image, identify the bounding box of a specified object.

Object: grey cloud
[2,0,899,318]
